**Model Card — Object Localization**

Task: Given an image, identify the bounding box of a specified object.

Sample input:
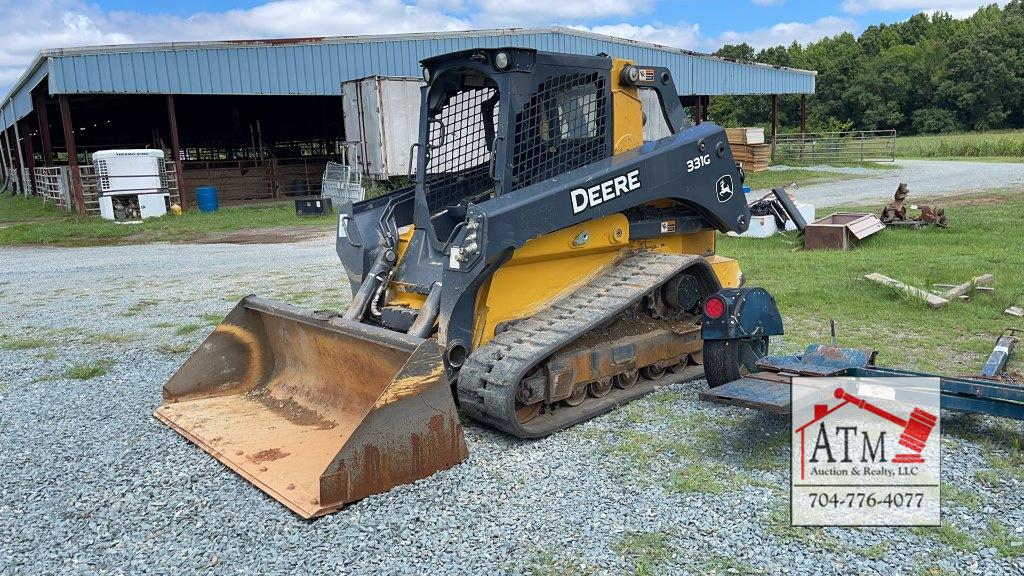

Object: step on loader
[156,47,784,517]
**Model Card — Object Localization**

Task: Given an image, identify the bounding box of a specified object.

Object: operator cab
[417,48,614,247]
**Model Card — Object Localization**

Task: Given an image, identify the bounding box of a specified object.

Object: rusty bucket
[154,296,468,518]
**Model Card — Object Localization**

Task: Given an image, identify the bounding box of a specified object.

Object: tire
[703,337,768,388]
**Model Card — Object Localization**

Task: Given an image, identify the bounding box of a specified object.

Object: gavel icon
[833,388,937,464]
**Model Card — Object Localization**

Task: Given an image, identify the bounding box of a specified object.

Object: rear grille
[510,72,609,192]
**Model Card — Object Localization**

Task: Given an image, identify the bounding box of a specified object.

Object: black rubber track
[456,250,705,438]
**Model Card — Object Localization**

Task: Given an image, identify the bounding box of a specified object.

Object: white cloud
[716,16,858,49]
[568,23,704,51]
[108,0,470,43]
[474,0,651,26]
[0,1,131,88]
[573,16,858,53]
[842,0,1006,18]
[0,0,469,95]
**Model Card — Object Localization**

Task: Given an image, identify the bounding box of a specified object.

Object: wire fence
[34,160,181,214]
[773,130,897,163]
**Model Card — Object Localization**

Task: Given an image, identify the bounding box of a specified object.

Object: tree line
[709,1,1024,134]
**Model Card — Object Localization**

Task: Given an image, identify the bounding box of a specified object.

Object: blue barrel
[196,185,219,212]
[743,186,752,194]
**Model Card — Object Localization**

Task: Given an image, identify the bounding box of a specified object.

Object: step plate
[699,377,792,414]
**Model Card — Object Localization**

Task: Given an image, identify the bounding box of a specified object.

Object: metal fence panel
[773,130,896,163]
[33,166,72,210]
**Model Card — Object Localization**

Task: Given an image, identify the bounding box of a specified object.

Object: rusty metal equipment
[700,343,1024,421]
[804,212,885,250]
[880,183,948,229]
[155,297,467,518]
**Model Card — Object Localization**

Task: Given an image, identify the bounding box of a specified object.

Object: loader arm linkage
[158,47,766,517]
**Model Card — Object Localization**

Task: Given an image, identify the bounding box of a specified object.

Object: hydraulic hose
[343,247,395,321]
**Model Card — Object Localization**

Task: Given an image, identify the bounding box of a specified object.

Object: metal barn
[0,27,816,214]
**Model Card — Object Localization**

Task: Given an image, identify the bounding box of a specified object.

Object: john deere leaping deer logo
[716,175,734,203]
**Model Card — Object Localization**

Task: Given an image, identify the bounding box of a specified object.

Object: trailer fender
[701,287,783,341]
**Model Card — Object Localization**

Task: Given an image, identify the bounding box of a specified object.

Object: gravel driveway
[2,235,1023,575]
[772,159,1024,208]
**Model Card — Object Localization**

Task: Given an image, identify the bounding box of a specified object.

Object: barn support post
[0,124,10,189]
[59,95,86,215]
[800,94,807,135]
[770,94,779,157]
[34,91,54,166]
[166,95,187,209]
[12,118,28,195]
[1,113,19,194]
[21,119,37,195]
[694,96,703,126]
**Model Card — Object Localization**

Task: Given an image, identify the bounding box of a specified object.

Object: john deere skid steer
[155,48,783,518]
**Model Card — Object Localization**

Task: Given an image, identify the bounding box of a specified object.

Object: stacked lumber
[725,127,765,145]
[726,127,770,172]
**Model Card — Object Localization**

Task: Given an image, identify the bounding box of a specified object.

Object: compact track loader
[156,48,783,517]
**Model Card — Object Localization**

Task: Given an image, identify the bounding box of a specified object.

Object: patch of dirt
[922,191,1014,207]
[180,225,332,245]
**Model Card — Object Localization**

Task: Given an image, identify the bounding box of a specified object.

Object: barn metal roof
[1,26,816,130]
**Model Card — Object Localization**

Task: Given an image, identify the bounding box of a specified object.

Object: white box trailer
[342,76,422,180]
[640,88,674,142]
[341,78,684,178]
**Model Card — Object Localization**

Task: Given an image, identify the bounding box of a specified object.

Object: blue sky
[0,0,1004,94]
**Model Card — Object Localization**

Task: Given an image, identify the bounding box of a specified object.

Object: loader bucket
[154,296,468,518]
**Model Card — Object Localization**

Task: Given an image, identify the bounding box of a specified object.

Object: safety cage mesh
[510,73,609,192]
[423,87,500,215]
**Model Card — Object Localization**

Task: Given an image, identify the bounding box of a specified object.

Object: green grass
[34,350,58,361]
[157,342,191,355]
[123,299,158,317]
[530,550,597,576]
[974,469,1001,486]
[65,360,111,380]
[87,331,141,344]
[201,313,226,325]
[1,335,53,350]
[897,130,1024,159]
[743,168,863,191]
[940,482,982,509]
[856,542,890,560]
[0,195,333,246]
[694,555,756,575]
[912,523,978,552]
[175,323,204,336]
[666,463,728,494]
[0,195,67,222]
[718,190,1024,374]
[983,519,1024,558]
[614,530,675,575]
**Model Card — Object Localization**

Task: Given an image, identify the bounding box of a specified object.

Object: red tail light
[704,296,726,319]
